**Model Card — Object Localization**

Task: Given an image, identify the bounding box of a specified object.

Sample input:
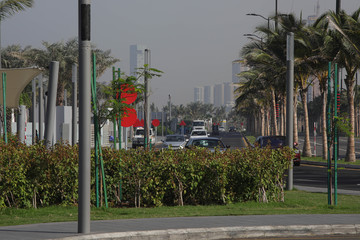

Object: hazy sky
[2,0,360,108]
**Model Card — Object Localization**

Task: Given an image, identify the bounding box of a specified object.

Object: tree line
[235,8,360,162]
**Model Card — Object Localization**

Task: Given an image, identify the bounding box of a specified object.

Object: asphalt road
[297,135,360,158]
[216,132,360,194]
[294,164,360,192]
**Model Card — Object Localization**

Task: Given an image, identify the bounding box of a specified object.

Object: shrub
[0,139,293,208]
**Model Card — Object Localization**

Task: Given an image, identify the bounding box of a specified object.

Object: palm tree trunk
[261,107,265,136]
[282,98,286,136]
[346,86,356,162]
[321,91,328,160]
[293,91,299,144]
[271,89,278,135]
[301,90,312,157]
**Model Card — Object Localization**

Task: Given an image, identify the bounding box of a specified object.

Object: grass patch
[1,190,359,226]
[302,156,360,165]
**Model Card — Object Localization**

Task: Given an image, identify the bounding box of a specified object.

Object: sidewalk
[0,213,359,240]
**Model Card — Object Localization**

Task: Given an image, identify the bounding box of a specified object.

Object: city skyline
[2,0,360,108]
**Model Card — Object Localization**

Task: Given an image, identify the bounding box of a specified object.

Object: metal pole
[39,74,44,141]
[18,105,26,143]
[161,111,164,136]
[144,49,149,149]
[2,72,6,143]
[32,79,36,144]
[78,0,91,234]
[327,62,332,205]
[334,63,338,205]
[336,0,341,15]
[169,94,171,133]
[286,32,294,191]
[112,67,117,150]
[275,0,278,30]
[44,61,59,148]
[72,64,78,145]
[117,68,121,149]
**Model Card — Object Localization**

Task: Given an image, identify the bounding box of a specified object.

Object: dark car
[185,137,229,152]
[229,126,236,132]
[255,136,301,166]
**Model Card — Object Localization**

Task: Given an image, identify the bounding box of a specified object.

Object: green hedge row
[0,137,293,208]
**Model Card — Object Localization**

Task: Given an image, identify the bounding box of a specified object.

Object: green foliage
[0,140,292,209]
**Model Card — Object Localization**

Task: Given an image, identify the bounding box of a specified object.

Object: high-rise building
[224,82,235,106]
[204,85,214,104]
[194,87,204,103]
[130,44,147,80]
[232,59,250,83]
[214,83,224,107]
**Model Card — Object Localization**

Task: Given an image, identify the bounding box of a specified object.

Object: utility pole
[144,49,149,149]
[72,64,78,145]
[275,0,278,30]
[286,32,294,191]
[44,61,59,148]
[78,0,91,234]
[168,94,171,132]
[336,0,341,15]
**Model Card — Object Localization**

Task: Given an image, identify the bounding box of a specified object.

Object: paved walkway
[0,213,359,240]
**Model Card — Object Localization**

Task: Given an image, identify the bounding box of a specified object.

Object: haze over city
[2,0,360,108]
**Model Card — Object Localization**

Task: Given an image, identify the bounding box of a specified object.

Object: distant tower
[130,44,147,80]
[316,0,320,17]
[194,87,204,103]
[232,59,249,84]
[204,85,214,104]
[214,83,224,107]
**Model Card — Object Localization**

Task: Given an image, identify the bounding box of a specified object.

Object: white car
[189,130,209,139]
[162,134,186,150]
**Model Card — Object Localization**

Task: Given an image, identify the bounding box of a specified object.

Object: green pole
[334,63,338,205]
[92,53,108,208]
[112,67,117,150]
[327,62,332,205]
[2,73,7,144]
[118,68,121,150]
[91,54,99,207]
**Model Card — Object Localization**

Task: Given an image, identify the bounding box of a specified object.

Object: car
[219,126,226,132]
[162,134,186,150]
[254,136,301,166]
[189,130,209,138]
[185,137,229,152]
[229,126,236,132]
[132,127,155,148]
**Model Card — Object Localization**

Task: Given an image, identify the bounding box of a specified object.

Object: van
[192,120,206,131]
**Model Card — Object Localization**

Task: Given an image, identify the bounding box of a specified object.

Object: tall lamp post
[246,13,270,29]
[244,33,263,42]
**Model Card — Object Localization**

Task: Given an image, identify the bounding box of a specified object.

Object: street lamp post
[244,33,263,42]
[246,13,270,29]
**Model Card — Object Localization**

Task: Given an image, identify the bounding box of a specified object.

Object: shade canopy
[0,67,43,108]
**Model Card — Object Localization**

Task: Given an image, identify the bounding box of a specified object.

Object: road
[297,135,360,158]
[294,163,360,193]
[216,132,360,194]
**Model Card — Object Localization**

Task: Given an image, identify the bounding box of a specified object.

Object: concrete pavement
[0,214,359,239]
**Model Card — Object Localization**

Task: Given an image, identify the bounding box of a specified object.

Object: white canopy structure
[0,67,43,108]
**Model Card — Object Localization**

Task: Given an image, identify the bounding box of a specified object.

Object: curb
[53,224,360,240]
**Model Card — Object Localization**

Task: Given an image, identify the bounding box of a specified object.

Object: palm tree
[0,0,34,67]
[309,19,333,160]
[322,9,360,162]
[235,69,271,135]
[23,38,119,105]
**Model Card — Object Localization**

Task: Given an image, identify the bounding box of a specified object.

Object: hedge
[0,138,293,208]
